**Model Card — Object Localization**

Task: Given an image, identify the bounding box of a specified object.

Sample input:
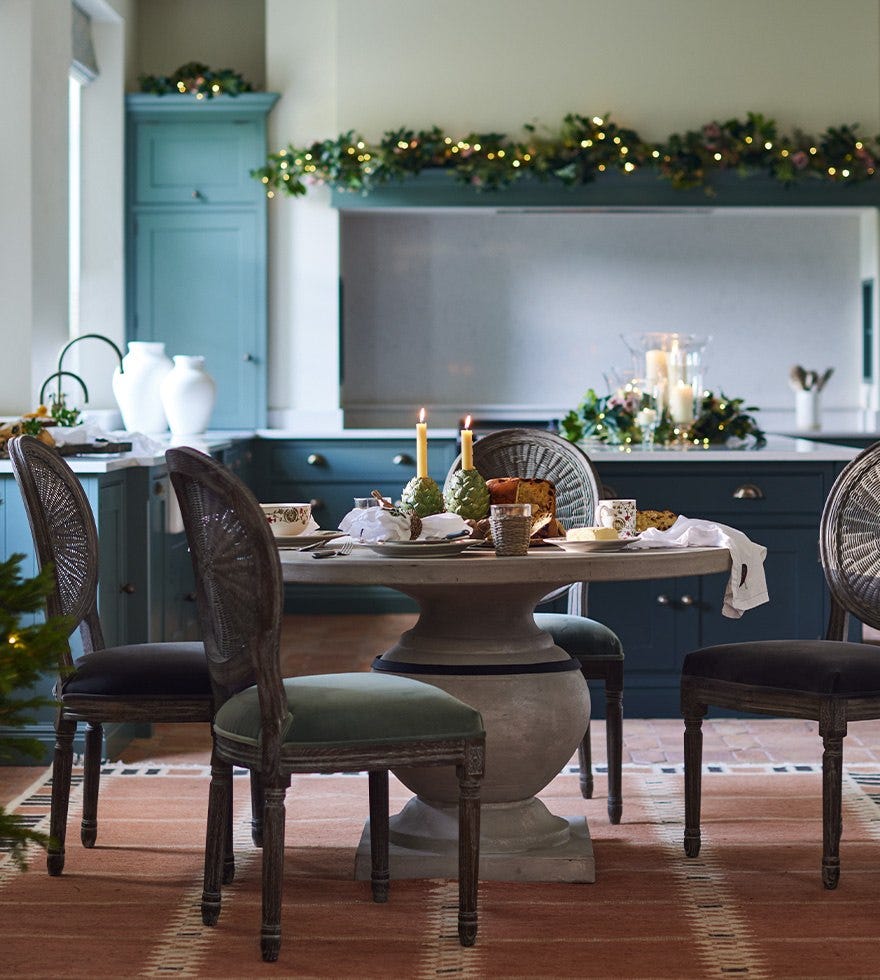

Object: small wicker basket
[489,514,532,556]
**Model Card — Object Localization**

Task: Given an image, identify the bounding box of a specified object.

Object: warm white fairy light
[764,141,773,149]
[624,161,635,171]
[512,159,521,167]
[592,116,603,125]
[714,152,722,161]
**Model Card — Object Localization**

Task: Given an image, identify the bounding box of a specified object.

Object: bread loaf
[486,477,556,519]
[636,509,677,532]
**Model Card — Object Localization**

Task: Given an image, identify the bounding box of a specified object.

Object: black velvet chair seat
[63,643,211,699]
[683,639,880,697]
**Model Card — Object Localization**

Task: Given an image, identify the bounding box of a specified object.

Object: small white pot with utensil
[789,364,833,433]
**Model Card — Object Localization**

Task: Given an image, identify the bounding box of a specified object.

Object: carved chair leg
[223,783,235,886]
[80,721,103,848]
[368,770,390,903]
[577,727,594,800]
[457,743,484,948]
[249,771,264,848]
[202,754,232,927]
[683,702,706,859]
[47,717,76,876]
[260,783,288,963]
[820,699,846,890]
[605,667,624,824]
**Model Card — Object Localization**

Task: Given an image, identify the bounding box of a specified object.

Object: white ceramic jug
[112,341,173,433]
[160,355,217,436]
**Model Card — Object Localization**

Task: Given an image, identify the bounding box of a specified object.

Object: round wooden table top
[279,542,731,587]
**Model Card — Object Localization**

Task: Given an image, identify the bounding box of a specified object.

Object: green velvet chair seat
[215,672,485,749]
[534,613,624,661]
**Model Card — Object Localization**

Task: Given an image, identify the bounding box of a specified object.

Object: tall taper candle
[461,415,474,470]
[416,407,428,478]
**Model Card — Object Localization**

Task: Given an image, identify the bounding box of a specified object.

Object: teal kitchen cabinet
[253,437,458,612]
[125,94,278,429]
[588,459,842,717]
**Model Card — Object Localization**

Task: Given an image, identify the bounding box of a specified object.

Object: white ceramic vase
[112,341,173,433]
[160,355,217,436]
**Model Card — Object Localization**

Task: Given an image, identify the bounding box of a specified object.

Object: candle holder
[621,332,710,419]
[444,468,490,520]
[400,475,445,517]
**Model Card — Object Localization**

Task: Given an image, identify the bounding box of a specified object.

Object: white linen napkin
[627,516,769,619]
[339,508,470,542]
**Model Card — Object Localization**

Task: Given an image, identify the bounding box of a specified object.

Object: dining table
[279,541,731,882]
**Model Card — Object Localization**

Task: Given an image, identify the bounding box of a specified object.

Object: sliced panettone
[486,477,556,519]
[636,509,678,532]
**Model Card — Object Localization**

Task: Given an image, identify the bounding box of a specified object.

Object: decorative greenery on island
[252,111,879,198]
[0,555,72,869]
[560,388,766,450]
[139,61,253,99]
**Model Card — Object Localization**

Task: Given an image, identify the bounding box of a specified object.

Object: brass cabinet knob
[656,594,671,606]
[307,453,325,466]
[184,592,197,602]
[153,481,165,496]
[310,497,323,509]
[680,594,695,606]
[732,483,765,499]
[392,453,413,466]
[120,583,136,595]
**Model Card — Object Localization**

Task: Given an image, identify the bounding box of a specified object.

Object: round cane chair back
[820,440,880,632]
[8,435,103,658]
[444,428,601,530]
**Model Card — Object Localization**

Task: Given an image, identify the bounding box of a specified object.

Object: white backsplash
[340,208,866,431]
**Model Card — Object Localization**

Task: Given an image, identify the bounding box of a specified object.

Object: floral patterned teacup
[259,503,312,537]
[595,498,637,536]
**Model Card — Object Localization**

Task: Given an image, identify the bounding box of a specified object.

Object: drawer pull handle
[656,594,671,606]
[392,453,413,466]
[307,453,325,466]
[733,483,765,500]
[680,594,695,607]
[191,189,202,200]
[310,498,324,509]
[120,583,136,595]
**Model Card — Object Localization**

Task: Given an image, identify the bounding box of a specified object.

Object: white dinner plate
[274,529,344,547]
[545,535,641,553]
[359,538,476,559]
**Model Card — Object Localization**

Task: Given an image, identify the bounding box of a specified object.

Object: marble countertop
[0,430,862,475]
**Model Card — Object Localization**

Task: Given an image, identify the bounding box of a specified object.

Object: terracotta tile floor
[116,613,880,769]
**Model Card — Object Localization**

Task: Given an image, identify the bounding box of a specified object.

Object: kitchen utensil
[789,365,808,390]
[311,539,354,559]
[816,367,834,391]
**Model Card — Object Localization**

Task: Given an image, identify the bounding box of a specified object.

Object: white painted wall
[266,0,880,432]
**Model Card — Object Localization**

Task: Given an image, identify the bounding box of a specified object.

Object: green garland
[139,62,253,99]
[560,389,766,450]
[253,111,878,198]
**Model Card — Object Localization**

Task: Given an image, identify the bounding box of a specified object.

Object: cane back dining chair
[444,427,626,823]
[7,434,247,879]
[166,446,486,963]
[682,440,880,887]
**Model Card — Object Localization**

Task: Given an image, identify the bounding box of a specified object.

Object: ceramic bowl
[260,502,312,537]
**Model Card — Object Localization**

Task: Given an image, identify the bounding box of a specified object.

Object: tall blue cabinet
[125,93,278,429]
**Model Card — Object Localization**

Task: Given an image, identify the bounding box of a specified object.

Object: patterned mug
[595,498,637,535]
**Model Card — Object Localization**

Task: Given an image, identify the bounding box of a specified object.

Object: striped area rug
[2,761,880,978]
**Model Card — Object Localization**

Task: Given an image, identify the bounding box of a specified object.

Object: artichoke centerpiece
[444,467,489,520]
[400,475,445,517]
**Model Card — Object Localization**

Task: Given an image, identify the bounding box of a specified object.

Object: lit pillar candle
[416,407,428,478]
[461,415,474,470]
[645,348,667,385]
[669,381,695,423]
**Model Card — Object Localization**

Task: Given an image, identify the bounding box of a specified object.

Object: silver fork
[311,538,354,559]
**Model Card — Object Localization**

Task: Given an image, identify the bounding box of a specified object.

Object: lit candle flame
[419,407,426,423]
[464,414,471,429]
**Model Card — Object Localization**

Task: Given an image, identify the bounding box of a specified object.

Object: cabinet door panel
[134,120,263,204]
[133,210,264,428]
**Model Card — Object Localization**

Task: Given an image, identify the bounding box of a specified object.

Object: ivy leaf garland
[139,62,253,99]
[252,110,880,198]
[560,388,766,450]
